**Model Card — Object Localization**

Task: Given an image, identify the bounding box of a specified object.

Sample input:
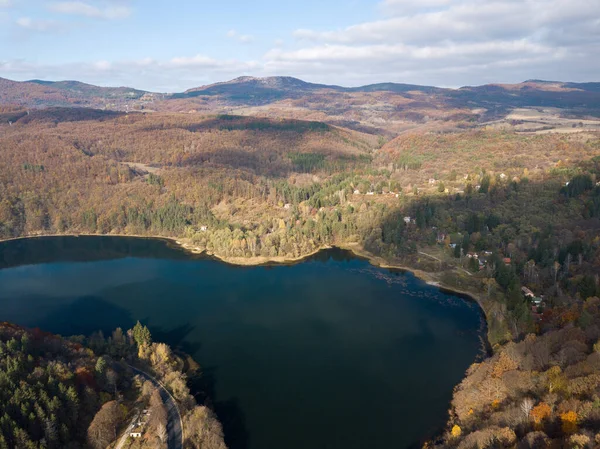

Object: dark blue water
[0,236,482,449]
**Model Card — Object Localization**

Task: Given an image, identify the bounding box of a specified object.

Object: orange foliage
[560,411,578,435]
[530,402,552,426]
[75,366,96,388]
[491,351,519,378]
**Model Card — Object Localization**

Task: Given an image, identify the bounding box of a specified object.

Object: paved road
[114,415,139,449]
[129,365,184,449]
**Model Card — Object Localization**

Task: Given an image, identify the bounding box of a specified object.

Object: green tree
[132,321,152,347]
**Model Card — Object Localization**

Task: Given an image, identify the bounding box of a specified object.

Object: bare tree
[87,401,120,449]
[157,422,167,444]
[150,389,168,434]
[521,398,534,420]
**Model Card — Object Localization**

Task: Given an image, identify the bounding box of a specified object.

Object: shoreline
[0,232,493,352]
[1,232,494,444]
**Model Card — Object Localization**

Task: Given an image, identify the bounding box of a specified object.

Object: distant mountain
[1,75,599,119]
[171,76,342,102]
[28,79,147,99]
[347,82,444,94]
[450,80,600,113]
[172,76,441,102]
[0,77,149,109]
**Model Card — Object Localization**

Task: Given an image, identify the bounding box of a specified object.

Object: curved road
[128,365,184,449]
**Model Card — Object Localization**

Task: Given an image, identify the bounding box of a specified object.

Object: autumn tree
[149,388,168,434]
[87,400,120,449]
[530,402,552,429]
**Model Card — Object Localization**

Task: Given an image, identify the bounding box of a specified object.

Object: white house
[200,226,208,232]
[403,217,411,224]
[284,203,291,209]
[354,189,361,194]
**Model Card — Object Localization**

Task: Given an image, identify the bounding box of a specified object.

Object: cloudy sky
[0,0,598,91]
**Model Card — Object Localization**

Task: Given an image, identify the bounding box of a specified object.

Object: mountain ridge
[1,75,600,124]
[4,74,600,97]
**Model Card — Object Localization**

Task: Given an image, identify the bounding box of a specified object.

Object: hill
[2,76,600,135]
[1,79,600,449]
[0,77,150,109]
[0,320,226,449]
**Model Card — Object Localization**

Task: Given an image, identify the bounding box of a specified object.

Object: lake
[0,236,483,449]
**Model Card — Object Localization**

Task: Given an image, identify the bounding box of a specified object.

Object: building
[284,203,291,209]
[404,217,411,225]
[200,226,208,232]
[521,286,535,298]
[129,411,149,438]
[353,189,361,194]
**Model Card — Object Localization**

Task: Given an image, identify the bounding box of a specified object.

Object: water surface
[0,236,482,449]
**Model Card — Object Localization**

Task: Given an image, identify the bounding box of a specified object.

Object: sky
[0,0,599,92]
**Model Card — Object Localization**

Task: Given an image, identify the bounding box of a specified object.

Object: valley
[1,75,600,448]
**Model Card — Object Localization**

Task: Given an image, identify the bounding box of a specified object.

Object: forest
[1,106,600,447]
[0,320,225,449]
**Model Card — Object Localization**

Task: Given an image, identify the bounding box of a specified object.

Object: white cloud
[273,0,600,86]
[0,56,259,92]
[1,0,598,90]
[380,0,452,15]
[16,17,64,32]
[49,1,132,20]
[295,0,599,47]
[226,29,255,44]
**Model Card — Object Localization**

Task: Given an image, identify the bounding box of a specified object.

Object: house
[129,410,149,438]
[403,217,411,225]
[500,173,507,180]
[466,252,478,259]
[531,305,539,313]
[284,203,291,210]
[521,286,535,298]
[200,226,208,232]
[503,257,511,265]
[366,191,375,196]
[353,189,361,195]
